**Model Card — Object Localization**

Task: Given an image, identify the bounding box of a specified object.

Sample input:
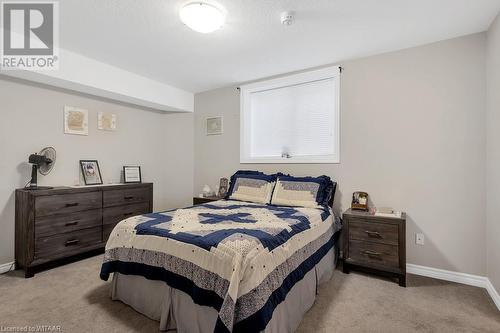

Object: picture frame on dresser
[80,160,103,185]
[123,166,142,183]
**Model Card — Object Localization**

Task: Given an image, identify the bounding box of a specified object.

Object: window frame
[239,66,341,164]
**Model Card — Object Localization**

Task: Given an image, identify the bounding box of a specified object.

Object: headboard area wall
[193,33,487,278]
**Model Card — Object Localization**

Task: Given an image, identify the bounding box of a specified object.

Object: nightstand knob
[361,250,381,257]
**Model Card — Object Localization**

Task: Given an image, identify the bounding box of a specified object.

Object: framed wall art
[206,116,223,135]
[98,112,117,131]
[64,106,88,135]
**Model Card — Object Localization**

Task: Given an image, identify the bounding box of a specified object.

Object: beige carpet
[0,255,498,333]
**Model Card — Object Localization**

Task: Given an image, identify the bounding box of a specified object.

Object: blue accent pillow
[226,171,277,204]
[271,175,335,208]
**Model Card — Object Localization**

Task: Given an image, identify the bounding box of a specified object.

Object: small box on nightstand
[342,209,407,287]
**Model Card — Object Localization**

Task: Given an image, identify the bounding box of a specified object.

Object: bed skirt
[110,247,336,333]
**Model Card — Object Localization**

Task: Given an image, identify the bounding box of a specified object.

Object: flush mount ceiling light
[180,2,226,33]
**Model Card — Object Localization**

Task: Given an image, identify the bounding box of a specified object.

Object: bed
[100,175,341,333]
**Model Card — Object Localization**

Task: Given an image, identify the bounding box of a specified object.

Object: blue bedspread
[101,200,341,333]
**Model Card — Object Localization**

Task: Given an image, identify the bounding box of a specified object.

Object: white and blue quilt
[100,199,341,333]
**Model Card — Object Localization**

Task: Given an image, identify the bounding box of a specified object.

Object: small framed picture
[64,106,88,136]
[206,116,223,135]
[80,160,103,185]
[351,191,369,211]
[123,166,142,183]
[98,112,117,131]
[218,177,229,197]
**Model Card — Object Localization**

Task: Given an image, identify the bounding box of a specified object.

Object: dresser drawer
[103,202,150,226]
[35,192,102,217]
[349,220,398,245]
[103,187,150,207]
[35,227,102,259]
[348,240,399,268]
[35,209,102,238]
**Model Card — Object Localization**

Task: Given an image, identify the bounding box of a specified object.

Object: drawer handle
[65,239,79,246]
[124,196,134,200]
[361,250,381,257]
[365,230,381,238]
[124,212,134,217]
[65,221,79,226]
[65,203,79,207]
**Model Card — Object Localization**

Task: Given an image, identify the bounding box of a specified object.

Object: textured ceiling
[60,0,500,93]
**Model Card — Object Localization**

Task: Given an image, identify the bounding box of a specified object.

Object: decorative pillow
[271,175,335,208]
[226,171,276,204]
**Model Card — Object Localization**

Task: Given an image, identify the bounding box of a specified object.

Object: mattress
[100,199,342,333]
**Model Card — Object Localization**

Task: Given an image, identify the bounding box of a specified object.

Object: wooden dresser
[342,209,406,286]
[15,183,153,277]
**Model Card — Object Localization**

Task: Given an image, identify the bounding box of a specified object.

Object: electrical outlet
[416,233,425,245]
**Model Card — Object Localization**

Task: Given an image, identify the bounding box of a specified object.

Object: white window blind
[240,66,340,163]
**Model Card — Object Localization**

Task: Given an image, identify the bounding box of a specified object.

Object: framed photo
[123,166,142,183]
[64,106,88,135]
[206,116,223,135]
[351,191,369,211]
[80,160,103,185]
[218,177,229,197]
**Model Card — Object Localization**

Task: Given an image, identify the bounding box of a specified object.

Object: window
[240,66,340,163]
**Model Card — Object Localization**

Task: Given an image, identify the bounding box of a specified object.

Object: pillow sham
[271,175,335,208]
[226,171,276,204]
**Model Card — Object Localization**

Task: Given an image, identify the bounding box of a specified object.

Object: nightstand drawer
[349,220,398,245]
[349,240,399,268]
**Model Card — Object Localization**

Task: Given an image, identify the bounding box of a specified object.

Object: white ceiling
[60,0,500,93]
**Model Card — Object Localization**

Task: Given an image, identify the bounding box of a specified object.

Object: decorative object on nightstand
[374,207,402,218]
[351,191,368,211]
[193,196,222,205]
[218,177,229,197]
[342,208,407,287]
[201,184,215,197]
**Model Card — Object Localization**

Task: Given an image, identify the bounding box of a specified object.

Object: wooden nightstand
[342,209,407,287]
[193,196,223,205]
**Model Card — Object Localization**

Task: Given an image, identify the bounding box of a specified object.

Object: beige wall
[487,14,500,292]
[194,34,487,275]
[0,76,194,266]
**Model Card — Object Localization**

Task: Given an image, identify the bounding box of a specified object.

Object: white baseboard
[485,278,500,311]
[0,261,15,274]
[407,264,499,311]
[407,264,488,288]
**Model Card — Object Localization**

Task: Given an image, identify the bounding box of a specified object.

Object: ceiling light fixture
[180,2,226,33]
